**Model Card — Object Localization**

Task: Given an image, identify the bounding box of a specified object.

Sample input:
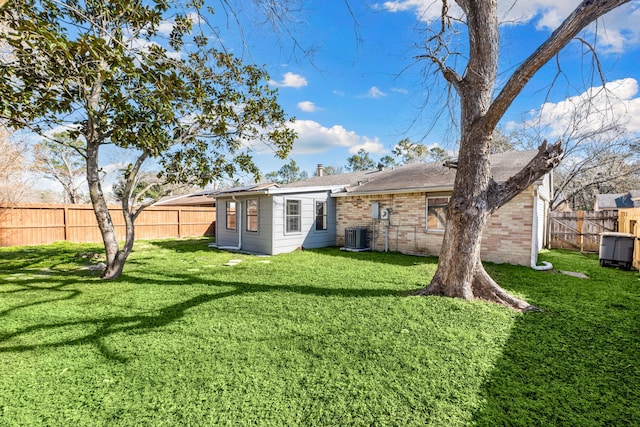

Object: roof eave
[216,185,346,197]
[332,185,453,197]
[265,185,346,195]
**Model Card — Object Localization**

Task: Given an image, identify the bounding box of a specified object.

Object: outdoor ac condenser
[345,227,368,249]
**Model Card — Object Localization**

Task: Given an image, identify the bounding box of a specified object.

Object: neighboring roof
[594,191,640,210]
[335,150,539,196]
[153,188,217,207]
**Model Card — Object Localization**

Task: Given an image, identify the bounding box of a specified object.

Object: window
[226,201,236,230]
[315,201,327,231]
[246,199,258,232]
[426,196,449,231]
[286,200,301,233]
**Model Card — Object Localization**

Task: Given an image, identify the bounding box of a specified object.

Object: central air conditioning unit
[345,227,368,249]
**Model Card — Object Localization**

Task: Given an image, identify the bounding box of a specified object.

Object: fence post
[63,205,69,241]
[178,208,182,238]
[577,210,584,252]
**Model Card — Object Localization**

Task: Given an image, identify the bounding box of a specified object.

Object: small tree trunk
[85,140,122,279]
[83,51,132,280]
[101,204,137,280]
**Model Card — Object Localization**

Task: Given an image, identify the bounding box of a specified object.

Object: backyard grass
[0,239,638,426]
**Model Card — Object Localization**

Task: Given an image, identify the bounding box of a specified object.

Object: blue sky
[27,0,640,194]
[208,0,640,178]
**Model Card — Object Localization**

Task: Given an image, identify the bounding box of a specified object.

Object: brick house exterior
[334,187,541,266]
[330,150,552,267]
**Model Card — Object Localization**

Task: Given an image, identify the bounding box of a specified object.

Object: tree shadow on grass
[472,279,640,425]
[0,243,105,271]
[0,279,84,318]
[1,240,429,366]
[0,272,404,363]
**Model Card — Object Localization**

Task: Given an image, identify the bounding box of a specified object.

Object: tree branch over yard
[0,0,296,279]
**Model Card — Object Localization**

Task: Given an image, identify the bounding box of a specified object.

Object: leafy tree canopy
[346,148,376,171]
[266,159,308,184]
[0,0,296,186]
[392,138,429,164]
[0,0,296,279]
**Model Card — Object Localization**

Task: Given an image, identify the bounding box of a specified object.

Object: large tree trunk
[414,0,565,310]
[415,139,562,310]
[415,128,535,311]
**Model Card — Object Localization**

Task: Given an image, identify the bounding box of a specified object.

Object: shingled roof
[281,168,384,188]
[215,150,542,197]
[330,150,539,196]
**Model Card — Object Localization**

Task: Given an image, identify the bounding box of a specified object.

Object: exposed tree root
[413,264,540,312]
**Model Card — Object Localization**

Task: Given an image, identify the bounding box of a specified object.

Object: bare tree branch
[485,0,631,130]
[488,140,563,213]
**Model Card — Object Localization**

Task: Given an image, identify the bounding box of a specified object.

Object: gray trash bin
[599,232,635,270]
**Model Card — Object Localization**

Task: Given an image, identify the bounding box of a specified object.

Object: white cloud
[367,86,387,98]
[391,87,409,94]
[382,1,640,53]
[290,120,385,155]
[382,0,463,22]
[125,34,182,60]
[350,139,386,154]
[269,72,308,88]
[297,101,320,112]
[595,5,640,53]
[521,77,640,137]
[157,20,175,37]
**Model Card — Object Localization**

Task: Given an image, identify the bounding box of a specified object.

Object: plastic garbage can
[599,232,635,270]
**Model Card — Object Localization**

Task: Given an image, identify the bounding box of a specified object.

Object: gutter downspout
[214,203,219,243]
[531,186,553,271]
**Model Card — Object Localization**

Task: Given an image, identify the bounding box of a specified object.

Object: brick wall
[483,189,535,265]
[335,188,536,266]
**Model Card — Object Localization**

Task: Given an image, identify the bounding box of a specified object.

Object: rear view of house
[213,151,554,267]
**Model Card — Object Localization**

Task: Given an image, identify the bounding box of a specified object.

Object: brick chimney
[316,164,324,177]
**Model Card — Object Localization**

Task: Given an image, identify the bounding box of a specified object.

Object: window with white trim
[426,196,449,231]
[315,201,327,231]
[286,200,301,233]
[246,199,258,232]
[226,201,236,230]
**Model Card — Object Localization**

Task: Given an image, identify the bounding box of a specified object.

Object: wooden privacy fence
[549,210,618,252]
[0,204,215,247]
[618,208,640,270]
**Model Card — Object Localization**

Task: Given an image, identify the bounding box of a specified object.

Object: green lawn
[0,239,638,426]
